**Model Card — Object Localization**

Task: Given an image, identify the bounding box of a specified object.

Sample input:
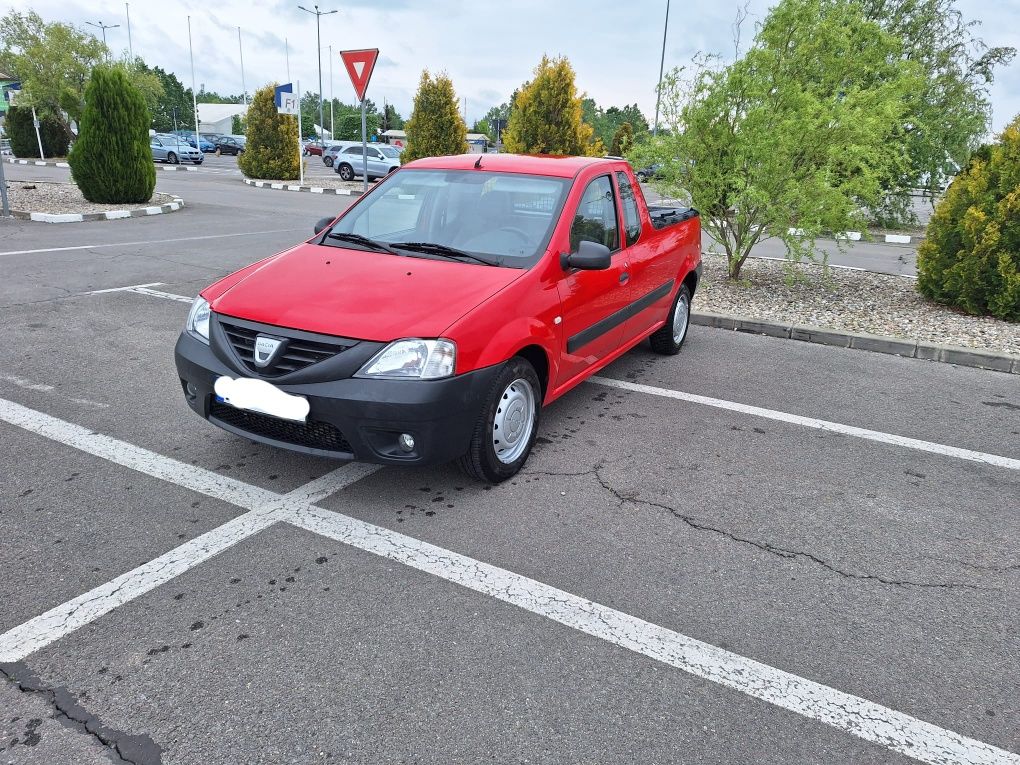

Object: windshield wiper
[390,242,500,266]
[325,232,401,256]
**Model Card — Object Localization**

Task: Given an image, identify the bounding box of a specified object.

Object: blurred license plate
[213,376,309,422]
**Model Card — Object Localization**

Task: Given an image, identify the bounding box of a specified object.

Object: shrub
[402,70,468,162]
[610,122,633,156]
[502,55,602,157]
[67,66,155,204]
[917,115,1020,321]
[238,84,300,180]
[5,105,68,157]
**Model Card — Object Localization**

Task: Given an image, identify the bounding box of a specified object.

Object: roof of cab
[401,153,620,178]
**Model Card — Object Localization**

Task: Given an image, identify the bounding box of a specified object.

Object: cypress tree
[68,66,156,203]
[502,56,601,157]
[5,105,68,158]
[237,85,300,180]
[402,70,468,162]
[610,122,634,156]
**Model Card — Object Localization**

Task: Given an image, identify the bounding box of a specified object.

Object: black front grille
[219,319,352,375]
[210,401,352,454]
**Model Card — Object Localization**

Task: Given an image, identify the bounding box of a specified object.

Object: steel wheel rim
[492,377,536,464]
[673,293,690,344]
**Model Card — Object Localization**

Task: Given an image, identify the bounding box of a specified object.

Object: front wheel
[458,358,541,483]
[337,163,354,181]
[167,151,178,164]
[649,283,692,355]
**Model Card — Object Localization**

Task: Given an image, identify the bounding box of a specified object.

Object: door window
[616,172,641,247]
[343,147,364,156]
[569,176,619,252]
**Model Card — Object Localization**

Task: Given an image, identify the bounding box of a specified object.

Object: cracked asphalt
[0,164,1017,764]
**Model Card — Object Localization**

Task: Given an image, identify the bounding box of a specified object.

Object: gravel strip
[246,176,371,191]
[696,253,1020,355]
[6,181,176,214]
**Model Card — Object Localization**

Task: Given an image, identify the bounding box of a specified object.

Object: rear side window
[616,172,641,247]
[343,147,364,156]
[570,176,619,253]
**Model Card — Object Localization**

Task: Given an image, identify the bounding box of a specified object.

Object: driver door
[553,175,631,389]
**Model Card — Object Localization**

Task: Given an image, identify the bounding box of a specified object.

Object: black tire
[324,156,334,167]
[649,284,692,355]
[337,163,354,181]
[457,358,541,483]
[167,151,178,164]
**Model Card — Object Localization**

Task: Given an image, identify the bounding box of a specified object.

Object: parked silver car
[150,134,203,165]
[333,144,401,181]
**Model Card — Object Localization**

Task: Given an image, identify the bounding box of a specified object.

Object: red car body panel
[201,154,701,405]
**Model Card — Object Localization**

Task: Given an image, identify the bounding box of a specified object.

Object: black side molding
[567,280,674,354]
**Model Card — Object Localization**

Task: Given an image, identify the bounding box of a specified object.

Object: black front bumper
[174,331,501,466]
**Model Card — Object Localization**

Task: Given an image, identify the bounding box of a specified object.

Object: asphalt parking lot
[0,164,1017,765]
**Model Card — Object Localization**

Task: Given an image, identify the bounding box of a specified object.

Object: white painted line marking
[0,374,55,392]
[1,396,1016,765]
[86,282,165,294]
[591,377,1020,470]
[85,283,193,303]
[0,510,280,663]
[284,463,382,504]
[0,229,305,257]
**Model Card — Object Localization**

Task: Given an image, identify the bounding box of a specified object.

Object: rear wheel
[649,284,691,355]
[337,163,354,181]
[324,156,334,167]
[457,358,541,483]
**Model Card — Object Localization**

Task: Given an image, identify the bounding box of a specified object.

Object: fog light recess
[398,433,415,452]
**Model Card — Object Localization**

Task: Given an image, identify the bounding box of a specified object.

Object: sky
[7,0,1020,133]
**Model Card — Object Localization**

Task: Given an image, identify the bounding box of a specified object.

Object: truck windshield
[324,169,571,267]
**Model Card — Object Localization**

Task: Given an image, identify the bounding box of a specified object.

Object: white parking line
[284,463,382,504]
[592,377,1020,471]
[0,229,305,257]
[85,283,193,303]
[0,395,1016,765]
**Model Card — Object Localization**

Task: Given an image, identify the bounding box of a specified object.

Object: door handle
[619,272,630,284]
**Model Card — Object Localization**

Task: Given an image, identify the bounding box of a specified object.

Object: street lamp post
[125,4,133,59]
[653,0,670,137]
[238,27,248,105]
[85,20,120,58]
[298,4,337,150]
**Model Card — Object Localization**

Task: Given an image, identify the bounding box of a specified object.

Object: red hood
[207,242,524,341]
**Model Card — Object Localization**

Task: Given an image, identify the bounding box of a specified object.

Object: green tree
[380,103,404,131]
[916,116,1020,321]
[5,105,68,157]
[402,70,468,162]
[860,0,1015,225]
[68,66,155,204]
[503,56,601,156]
[334,111,381,141]
[584,100,649,148]
[238,84,300,180]
[631,0,918,280]
[610,122,634,156]
[471,118,492,142]
[114,59,164,125]
[0,10,106,141]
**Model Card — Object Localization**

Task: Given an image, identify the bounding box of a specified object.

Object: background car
[321,144,351,167]
[303,141,325,157]
[214,136,245,156]
[333,144,401,181]
[150,134,203,164]
[636,163,663,182]
[188,135,216,152]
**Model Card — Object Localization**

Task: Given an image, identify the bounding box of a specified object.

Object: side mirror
[314,216,335,235]
[561,240,612,271]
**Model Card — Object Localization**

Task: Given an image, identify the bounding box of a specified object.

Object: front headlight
[356,339,456,379]
[186,296,211,343]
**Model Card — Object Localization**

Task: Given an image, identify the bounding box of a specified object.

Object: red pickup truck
[175,154,701,481]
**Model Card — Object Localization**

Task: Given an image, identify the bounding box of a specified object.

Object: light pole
[298,4,337,150]
[85,20,120,58]
[238,27,248,105]
[653,0,670,137]
[125,4,133,60]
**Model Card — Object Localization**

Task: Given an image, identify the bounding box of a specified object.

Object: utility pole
[85,20,120,59]
[125,4,133,59]
[298,4,337,150]
[188,17,200,155]
[653,0,670,137]
[285,38,291,82]
[0,148,10,217]
[238,27,248,105]
[329,44,334,140]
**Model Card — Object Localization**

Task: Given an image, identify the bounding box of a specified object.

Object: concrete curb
[242,178,365,196]
[691,311,1019,374]
[157,164,204,172]
[10,197,185,224]
[786,225,920,245]
[4,157,70,168]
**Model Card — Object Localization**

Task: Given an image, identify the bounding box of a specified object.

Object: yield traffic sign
[340,48,379,102]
